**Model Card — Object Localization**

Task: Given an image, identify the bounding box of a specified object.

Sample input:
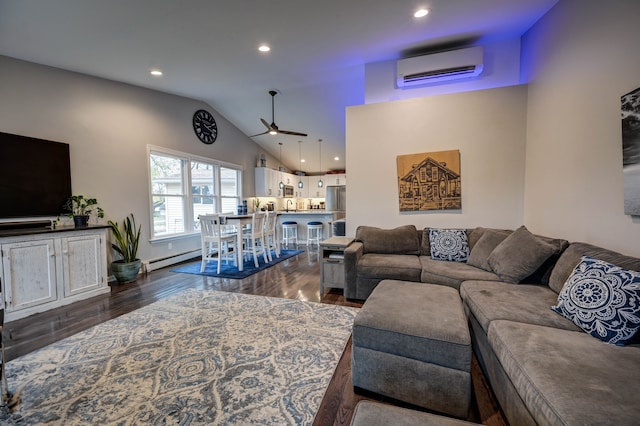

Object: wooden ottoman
[351,280,472,419]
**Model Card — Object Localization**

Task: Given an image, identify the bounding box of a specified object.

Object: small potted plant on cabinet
[109,213,142,283]
[65,195,104,227]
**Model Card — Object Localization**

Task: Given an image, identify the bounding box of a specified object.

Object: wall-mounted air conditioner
[396,46,484,88]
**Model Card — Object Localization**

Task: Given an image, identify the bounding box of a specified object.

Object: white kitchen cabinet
[294,175,309,198]
[282,172,293,186]
[308,176,327,198]
[256,167,293,197]
[326,173,346,186]
[0,227,109,322]
[255,167,277,197]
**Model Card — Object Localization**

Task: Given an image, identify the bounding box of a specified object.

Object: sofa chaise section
[461,240,640,425]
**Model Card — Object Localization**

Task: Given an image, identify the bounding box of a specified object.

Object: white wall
[522,0,640,256]
[346,85,528,235]
[0,56,277,263]
[365,38,521,104]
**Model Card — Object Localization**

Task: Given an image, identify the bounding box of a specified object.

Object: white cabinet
[272,171,284,197]
[62,233,104,297]
[2,239,59,312]
[308,176,327,198]
[1,228,109,321]
[294,175,309,198]
[256,167,345,199]
[255,167,279,197]
[282,172,294,186]
[326,173,346,186]
[256,167,294,197]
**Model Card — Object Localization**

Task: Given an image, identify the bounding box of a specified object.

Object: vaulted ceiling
[0,0,557,171]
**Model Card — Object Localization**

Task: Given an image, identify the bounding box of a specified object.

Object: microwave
[283,185,294,197]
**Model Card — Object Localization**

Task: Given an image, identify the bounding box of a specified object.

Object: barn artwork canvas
[397,149,461,212]
[623,87,640,216]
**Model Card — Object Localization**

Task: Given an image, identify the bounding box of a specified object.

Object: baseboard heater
[142,249,202,273]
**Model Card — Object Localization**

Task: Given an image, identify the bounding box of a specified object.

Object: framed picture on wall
[622,86,640,216]
[397,149,461,212]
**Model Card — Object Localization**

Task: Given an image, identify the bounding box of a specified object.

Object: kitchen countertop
[276,210,343,215]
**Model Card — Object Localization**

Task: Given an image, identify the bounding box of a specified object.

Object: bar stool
[281,221,298,246]
[306,221,323,246]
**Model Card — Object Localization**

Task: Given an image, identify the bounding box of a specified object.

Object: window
[148,146,242,239]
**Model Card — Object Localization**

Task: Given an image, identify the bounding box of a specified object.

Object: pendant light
[317,139,324,188]
[278,142,284,190]
[297,140,304,189]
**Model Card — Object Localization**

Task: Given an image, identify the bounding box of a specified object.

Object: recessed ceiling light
[258,45,271,52]
[334,156,340,161]
[414,9,429,18]
[301,159,306,163]
[150,69,163,76]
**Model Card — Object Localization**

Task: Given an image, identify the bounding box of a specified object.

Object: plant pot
[111,259,142,283]
[74,215,90,227]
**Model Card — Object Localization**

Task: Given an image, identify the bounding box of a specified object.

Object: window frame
[147,145,243,242]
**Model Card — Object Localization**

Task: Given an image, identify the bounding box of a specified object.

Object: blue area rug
[171,249,304,279]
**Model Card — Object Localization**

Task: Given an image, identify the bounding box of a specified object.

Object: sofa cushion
[488,320,640,426]
[421,227,478,256]
[487,226,558,283]
[549,242,640,293]
[356,225,420,255]
[358,253,422,282]
[420,257,501,290]
[521,234,570,286]
[551,256,640,345]
[428,228,470,262]
[419,228,431,256]
[467,229,511,271]
[460,281,580,334]
[466,227,490,251]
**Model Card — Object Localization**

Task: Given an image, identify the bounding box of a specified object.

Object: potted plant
[65,195,104,227]
[109,213,142,283]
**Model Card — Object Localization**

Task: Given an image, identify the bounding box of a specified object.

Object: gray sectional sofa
[344,225,640,425]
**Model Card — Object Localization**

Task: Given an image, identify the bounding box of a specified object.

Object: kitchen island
[276,210,345,244]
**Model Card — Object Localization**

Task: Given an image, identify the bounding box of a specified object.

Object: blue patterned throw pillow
[428,228,470,262]
[551,256,640,345]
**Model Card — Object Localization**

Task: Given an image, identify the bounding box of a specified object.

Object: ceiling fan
[250,90,308,137]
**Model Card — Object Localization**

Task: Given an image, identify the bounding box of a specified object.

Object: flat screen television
[0,132,72,219]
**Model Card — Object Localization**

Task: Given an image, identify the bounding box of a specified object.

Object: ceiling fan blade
[260,118,273,130]
[279,129,308,137]
[250,118,275,137]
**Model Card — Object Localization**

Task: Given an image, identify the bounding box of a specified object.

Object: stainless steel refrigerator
[325,185,346,211]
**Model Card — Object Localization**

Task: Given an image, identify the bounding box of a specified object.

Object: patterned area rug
[2,289,358,425]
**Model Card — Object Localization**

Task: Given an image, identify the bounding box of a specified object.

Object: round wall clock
[192,109,218,144]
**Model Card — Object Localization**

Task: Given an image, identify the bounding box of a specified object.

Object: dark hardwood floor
[2,248,506,425]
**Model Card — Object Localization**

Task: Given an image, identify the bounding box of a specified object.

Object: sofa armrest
[343,241,364,300]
